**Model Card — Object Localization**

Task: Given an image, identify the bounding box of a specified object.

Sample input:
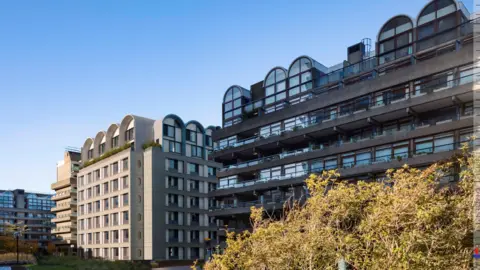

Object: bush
[82,143,132,169]
[142,141,162,150]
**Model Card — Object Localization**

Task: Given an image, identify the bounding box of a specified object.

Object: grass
[28,256,150,270]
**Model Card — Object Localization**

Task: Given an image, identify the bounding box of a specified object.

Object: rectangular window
[415,137,433,155]
[191,146,203,158]
[125,128,134,141]
[375,147,392,163]
[189,180,200,191]
[122,158,128,171]
[168,177,178,189]
[186,130,196,143]
[122,193,129,206]
[206,135,212,147]
[163,124,175,137]
[111,136,119,148]
[188,163,199,174]
[207,167,216,177]
[434,133,454,152]
[168,159,179,171]
[111,162,119,175]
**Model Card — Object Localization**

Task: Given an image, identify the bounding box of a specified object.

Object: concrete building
[209,0,475,246]
[144,115,220,261]
[51,149,81,254]
[0,189,55,249]
[76,114,220,262]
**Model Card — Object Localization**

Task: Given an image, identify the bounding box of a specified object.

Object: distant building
[0,189,55,249]
[51,149,81,254]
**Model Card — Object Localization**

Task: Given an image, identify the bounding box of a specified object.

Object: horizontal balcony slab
[211,149,460,198]
[213,82,473,162]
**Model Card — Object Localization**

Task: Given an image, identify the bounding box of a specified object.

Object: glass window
[434,134,454,152]
[415,137,433,154]
[375,147,392,162]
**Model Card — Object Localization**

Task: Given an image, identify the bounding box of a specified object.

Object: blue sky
[0,0,473,193]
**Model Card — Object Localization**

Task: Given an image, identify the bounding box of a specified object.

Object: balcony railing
[216,141,468,191]
[215,71,476,153]
[210,196,287,211]
[219,18,476,130]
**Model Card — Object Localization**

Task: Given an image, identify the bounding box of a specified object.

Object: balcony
[212,141,467,197]
[51,179,73,190]
[52,191,71,201]
[214,72,474,162]
[213,18,477,142]
[218,116,471,176]
[210,197,288,216]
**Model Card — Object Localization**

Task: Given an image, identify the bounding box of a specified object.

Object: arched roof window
[223,86,250,127]
[377,15,414,65]
[264,68,287,109]
[417,0,457,40]
[286,57,313,103]
[163,114,185,154]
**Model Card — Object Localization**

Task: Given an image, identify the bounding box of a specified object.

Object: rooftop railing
[221,18,476,131]
[216,141,467,191]
[215,72,475,152]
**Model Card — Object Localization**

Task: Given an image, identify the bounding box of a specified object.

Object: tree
[203,149,473,270]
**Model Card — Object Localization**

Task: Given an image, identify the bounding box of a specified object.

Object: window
[104,215,109,227]
[189,180,200,191]
[186,130,196,143]
[112,196,119,208]
[208,183,217,192]
[122,176,129,189]
[378,16,413,64]
[163,124,175,137]
[98,143,105,155]
[288,58,312,98]
[103,183,109,194]
[417,0,457,50]
[260,166,281,181]
[264,68,287,106]
[311,159,324,172]
[375,147,392,163]
[168,177,178,189]
[207,167,216,177]
[324,157,337,170]
[284,162,308,178]
[206,135,212,147]
[223,86,247,123]
[260,122,281,138]
[191,146,203,158]
[103,166,109,178]
[188,163,199,175]
[111,136,119,148]
[284,115,309,131]
[111,162,119,175]
[219,176,237,188]
[122,158,128,171]
[112,179,119,191]
[190,197,199,208]
[125,128,134,141]
[168,194,179,205]
[122,193,129,206]
[87,149,93,160]
[168,212,179,224]
[164,139,182,153]
[168,159,179,171]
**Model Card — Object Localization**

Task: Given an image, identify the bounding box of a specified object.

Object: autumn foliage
[203,150,473,270]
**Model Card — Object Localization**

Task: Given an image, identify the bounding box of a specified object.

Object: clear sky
[0,0,473,193]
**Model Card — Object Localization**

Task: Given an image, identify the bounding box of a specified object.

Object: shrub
[81,143,132,169]
[142,141,162,150]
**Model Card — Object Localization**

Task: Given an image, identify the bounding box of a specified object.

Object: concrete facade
[51,149,81,252]
[209,1,474,247]
[76,114,220,263]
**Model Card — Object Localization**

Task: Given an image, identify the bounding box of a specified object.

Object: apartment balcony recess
[51,179,72,190]
[213,141,467,195]
[52,191,71,201]
[218,115,470,176]
[213,72,475,160]
[210,197,290,216]
[214,18,477,139]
